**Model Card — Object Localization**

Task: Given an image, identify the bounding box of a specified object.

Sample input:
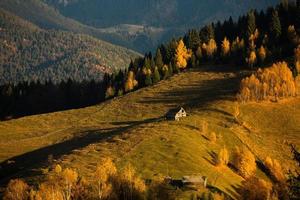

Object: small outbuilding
[166,107,187,121]
[182,175,207,188]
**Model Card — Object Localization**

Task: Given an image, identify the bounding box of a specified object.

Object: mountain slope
[0,9,140,85]
[0,0,280,52]
[1,67,299,197]
[0,0,142,51]
[45,0,280,28]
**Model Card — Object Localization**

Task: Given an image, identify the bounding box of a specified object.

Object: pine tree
[145,73,152,86]
[152,67,161,84]
[155,49,164,70]
[270,10,282,40]
[247,11,256,39]
[184,29,201,51]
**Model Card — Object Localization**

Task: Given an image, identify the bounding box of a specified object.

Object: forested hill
[44,0,280,27]
[0,9,140,85]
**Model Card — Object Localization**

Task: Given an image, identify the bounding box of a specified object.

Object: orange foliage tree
[237,61,297,102]
[221,37,231,57]
[264,156,285,183]
[3,179,30,200]
[175,39,192,69]
[232,147,256,178]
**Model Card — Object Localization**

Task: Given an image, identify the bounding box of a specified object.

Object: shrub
[232,147,256,178]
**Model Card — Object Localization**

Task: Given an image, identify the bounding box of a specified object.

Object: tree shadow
[0,116,164,187]
[138,75,242,111]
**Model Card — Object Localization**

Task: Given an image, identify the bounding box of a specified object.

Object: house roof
[182,176,205,184]
[166,107,185,115]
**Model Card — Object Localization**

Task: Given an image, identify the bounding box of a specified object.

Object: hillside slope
[0,67,299,198]
[0,9,140,85]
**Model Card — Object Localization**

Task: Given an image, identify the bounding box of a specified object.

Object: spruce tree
[152,67,161,84]
[247,11,256,39]
[270,10,282,40]
[155,49,164,70]
[145,73,152,86]
[184,29,201,51]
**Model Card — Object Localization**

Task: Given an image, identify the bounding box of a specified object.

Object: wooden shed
[166,107,187,121]
[182,175,207,188]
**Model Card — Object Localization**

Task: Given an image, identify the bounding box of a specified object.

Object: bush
[232,147,256,178]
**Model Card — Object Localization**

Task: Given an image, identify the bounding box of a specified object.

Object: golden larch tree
[175,39,192,69]
[258,45,266,64]
[94,157,117,200]
[232,147,256,178]
[216,147,229,167]
[221,37,231,57]
[125,71,138,92]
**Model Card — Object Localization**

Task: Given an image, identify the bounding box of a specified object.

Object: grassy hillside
[0,67,299,198]
[0,9,140,84]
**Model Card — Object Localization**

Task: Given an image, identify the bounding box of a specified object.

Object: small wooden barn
[166,107,187,121]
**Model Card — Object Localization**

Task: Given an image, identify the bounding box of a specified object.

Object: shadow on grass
[0,116,164,187]
[138,75,242,112]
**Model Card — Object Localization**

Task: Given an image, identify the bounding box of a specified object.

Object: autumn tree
[202,39,217,58]
[113,164,146,200]
[258,45,267,65]
[232,147,256,178]
[246,50,257,68]
[95,157,117,200]
[238,61,297,102]
[215,147,229,167]
[240,176,273,200]
[209,131,217,143]
[125,71,138,92]
[264,157,285,182]
[175,39,192,69]
[3,179,30,200]
[221,37,231,57]
[34,182,64,200]
[60,168,78,200]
